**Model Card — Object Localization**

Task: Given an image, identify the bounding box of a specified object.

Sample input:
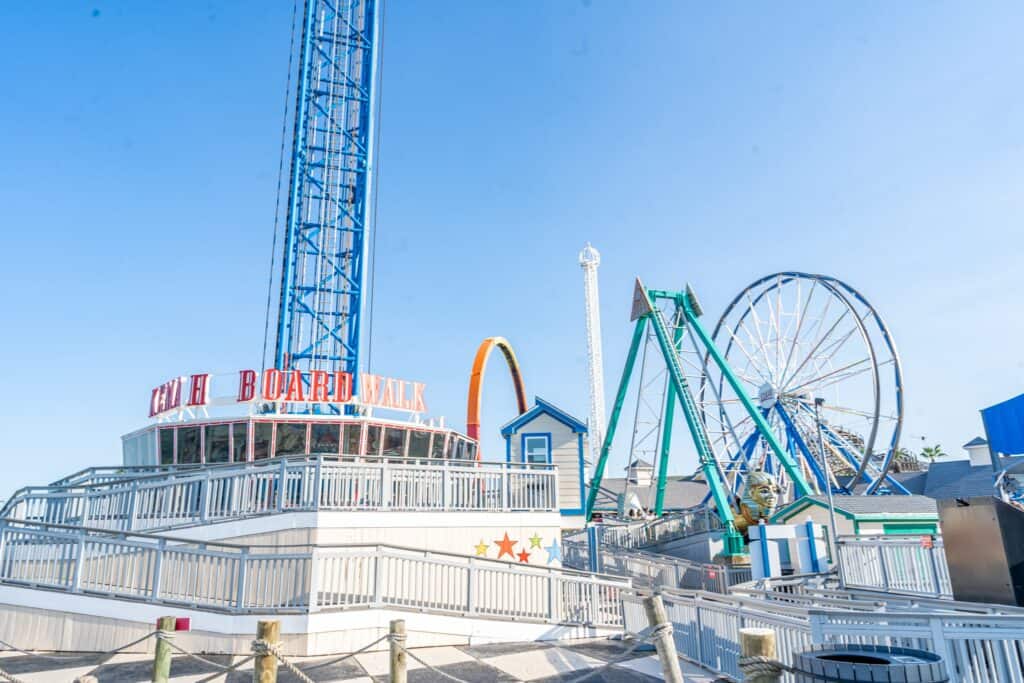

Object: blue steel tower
[275,0,381,394]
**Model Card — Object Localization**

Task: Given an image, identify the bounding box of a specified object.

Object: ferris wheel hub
[757,383,778,409]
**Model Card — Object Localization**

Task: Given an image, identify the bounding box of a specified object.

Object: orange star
[495,532,516,559]
[517,548,531,563]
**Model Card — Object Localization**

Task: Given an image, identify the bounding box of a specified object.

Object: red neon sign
[148,370,426,417]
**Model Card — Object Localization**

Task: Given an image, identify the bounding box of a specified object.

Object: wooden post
[739,627,780,683]
[151,616,175,683]
[389,619,407,683]
[255,619,280,683]
[643,594,684,683]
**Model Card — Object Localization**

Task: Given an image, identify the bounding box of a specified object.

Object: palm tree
[920,444,947,463]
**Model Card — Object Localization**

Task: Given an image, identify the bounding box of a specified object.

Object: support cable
[261,0,302,375]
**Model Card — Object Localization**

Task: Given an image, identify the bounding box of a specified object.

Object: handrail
[0,518,623,580]
[3,456,560,531]
[0,520,628,627]
[835,534,952,598]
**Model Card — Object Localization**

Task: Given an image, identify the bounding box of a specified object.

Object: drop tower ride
[274,0,381,396]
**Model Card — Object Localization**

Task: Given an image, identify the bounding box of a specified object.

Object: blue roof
[500,397,588,436]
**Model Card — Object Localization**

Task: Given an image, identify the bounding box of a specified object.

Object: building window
[159,428,175,465]
[408,430,430,460]
[253,423,273,460]
[383,427,405,460]
[276,422,307,456]
[178,426,201,464]
[231,422,248,461]
[366,425,382,457]
[522,435,551,465]
[430,433,446,460]
[343,423,362,457]
[205,424,230,463]
[311,423,340,455]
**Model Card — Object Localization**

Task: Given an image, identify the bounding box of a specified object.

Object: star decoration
[529,533,543,549]
[474,540,489,557]
[544,539,561,564]
[495,532,516,559]
[517,548,531,563]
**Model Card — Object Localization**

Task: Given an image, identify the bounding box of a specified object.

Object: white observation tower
[579,243,606,467]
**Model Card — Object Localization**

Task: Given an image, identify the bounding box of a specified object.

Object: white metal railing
[563,539,750,594]
[594,508,722,550]
[623,584,1024,683]
[2,456,559,532]
[0,520,627,627]
[837,535,953,598]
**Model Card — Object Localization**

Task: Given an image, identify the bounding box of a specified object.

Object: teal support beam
[678,291,814,499]
[653,310,685,516]
[585,317,647,520]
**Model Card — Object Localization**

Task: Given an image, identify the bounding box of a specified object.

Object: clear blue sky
[1,2,1022,495]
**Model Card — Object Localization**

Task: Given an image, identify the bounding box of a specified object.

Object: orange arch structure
[467,337,528,446]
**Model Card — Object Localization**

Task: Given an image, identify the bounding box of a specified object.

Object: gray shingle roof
[592,476,706,511]
[787,494,938,516]
[625,459,653,470]
[963,436,988,448]
[922,459,1001,500]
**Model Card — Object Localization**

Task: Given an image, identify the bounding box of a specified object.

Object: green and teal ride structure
[584,280,815,559]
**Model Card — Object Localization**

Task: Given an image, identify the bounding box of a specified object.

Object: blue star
[544,539,561,564]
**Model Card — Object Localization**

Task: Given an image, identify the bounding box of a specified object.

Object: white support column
[579,244,606,468]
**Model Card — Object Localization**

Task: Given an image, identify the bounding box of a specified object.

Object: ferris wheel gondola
[698,272,906,498]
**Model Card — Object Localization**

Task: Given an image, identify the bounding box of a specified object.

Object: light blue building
[502,397,587,524]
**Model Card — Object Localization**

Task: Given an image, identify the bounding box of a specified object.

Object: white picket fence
[1,455,558,532]
[0,520,627,626]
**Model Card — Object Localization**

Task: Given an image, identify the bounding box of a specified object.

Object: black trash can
[792,644,948,682]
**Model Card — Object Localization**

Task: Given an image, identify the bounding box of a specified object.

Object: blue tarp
[982,393,1024,456]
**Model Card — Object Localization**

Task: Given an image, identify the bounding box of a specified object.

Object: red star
[495,533,516,559]
[517,548,531,563]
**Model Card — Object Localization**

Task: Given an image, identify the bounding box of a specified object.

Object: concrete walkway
[0,638,720,682]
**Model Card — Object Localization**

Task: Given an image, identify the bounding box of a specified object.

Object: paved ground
[0,638,719,682]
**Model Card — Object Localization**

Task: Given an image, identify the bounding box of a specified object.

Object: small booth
[501,397,588,525]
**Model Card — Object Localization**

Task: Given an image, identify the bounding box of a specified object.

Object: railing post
[313,456,323,510]
[151,538,165,601]
[389,619,407,683]
[441,464,448,510]
[80,492,90,528]
[877,542,890,592]
[926,541,942,597]
[808,612,825,644]
[277,459,288,511]
[373,552,383,606]
[381,463,391,510]
[466,558,476,615]
[926,616,954,676]
[254,619,280,683]
[152,615,175,683]
[501,464,509,510]
[546,570,556,622]
[739,627,781,683]
[71,535,85,592]
[644,594,684,683]
[307,549,321,613]
[0,522,7,578]
[126,481,139,531]
[198,470,210,523]
[235,550,249,610]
